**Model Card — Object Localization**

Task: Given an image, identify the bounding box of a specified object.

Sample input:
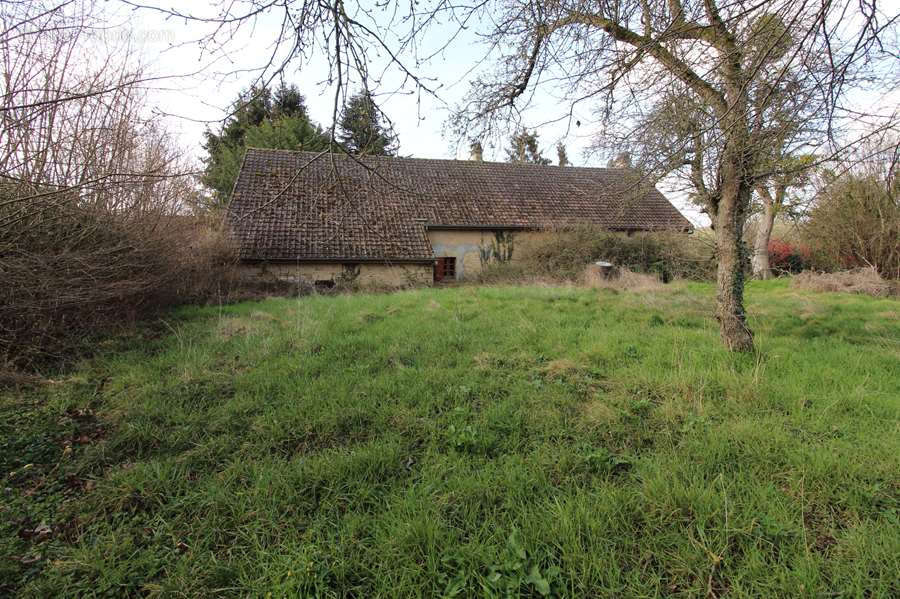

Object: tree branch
[543,11,728,115]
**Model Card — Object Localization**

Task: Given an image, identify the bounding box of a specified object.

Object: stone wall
[238,261,432,289]
[239,230,566,287]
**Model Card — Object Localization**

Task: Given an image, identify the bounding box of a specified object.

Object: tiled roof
[227,148,693,261]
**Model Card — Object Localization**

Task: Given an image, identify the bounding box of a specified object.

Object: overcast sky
[104,1,899,227]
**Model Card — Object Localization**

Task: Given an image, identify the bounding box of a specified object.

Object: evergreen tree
[505,129,551,164]
[201,83,329,206]
[337,90,398,155]
[272,84,307,119]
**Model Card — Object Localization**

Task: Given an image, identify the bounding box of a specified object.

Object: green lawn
[2,280,898,597]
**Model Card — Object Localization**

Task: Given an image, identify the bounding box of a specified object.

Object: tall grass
[2,281,898,596]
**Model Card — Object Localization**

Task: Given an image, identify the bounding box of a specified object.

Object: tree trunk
[751,194,776,279]
[715,148,755,352]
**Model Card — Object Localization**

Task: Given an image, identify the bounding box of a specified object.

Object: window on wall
[444,257,456,278]
[434,257,456,282]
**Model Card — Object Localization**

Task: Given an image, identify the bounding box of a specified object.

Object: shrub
[516,226,715,282]
[472,261,532,284]
[803,170,900,279]
[767,238,811,274]
[172,220,242,302]
[0,207,238,370]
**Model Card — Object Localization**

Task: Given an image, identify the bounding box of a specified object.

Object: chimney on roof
[607,152,632,169]
[469,141,484,162]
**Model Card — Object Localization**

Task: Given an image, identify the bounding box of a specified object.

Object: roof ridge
[242,147,633,173]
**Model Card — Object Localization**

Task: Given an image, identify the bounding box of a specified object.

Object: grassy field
[2,280,898,597]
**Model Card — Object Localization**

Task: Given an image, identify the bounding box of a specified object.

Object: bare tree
[750,155,814,279]
[1,0,213,366]
[1,1,191,212]
[604,67,818,281]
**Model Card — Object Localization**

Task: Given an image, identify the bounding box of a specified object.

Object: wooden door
[434,257,456,283]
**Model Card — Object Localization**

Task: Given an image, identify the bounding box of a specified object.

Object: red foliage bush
[768,239,811,274]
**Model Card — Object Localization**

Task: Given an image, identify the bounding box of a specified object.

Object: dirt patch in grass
[540,358,582,379]
[472,352,536,371]
[249,310,282,323]
[358,306,401,324]
[357,310,383,324]
[216,310,287,340]
[0,369,47,390]
[579,398,619,425]
[216,317,256,339]
[217,317,250,339]
[583,267,667,292]
[792,268,898,297]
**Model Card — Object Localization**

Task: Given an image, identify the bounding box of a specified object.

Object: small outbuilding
[226,148,692,287]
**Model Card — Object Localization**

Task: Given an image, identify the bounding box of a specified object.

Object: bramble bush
[0,205,238,370]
